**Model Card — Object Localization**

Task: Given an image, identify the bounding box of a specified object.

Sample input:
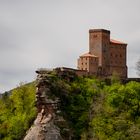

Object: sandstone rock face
[24,69,72,140]
[24,121,62,140]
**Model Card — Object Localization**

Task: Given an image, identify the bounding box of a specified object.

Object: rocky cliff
[24,68,75,140]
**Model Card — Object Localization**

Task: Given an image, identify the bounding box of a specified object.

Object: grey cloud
[0,0,140,92]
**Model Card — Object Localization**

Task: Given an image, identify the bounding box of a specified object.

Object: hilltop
[0,69,140,140]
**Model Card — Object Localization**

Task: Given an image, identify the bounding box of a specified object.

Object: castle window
[120,54,122,57]
[93,35,97,38]
[103,49,106,52]
[82,63,83,65]
[85,63,87,65]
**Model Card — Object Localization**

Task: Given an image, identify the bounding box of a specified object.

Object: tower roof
[80,52,98,58]
[89,29,110,34]
[110,39,127,45]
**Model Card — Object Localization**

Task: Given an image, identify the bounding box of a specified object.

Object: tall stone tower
[89,29,110,75]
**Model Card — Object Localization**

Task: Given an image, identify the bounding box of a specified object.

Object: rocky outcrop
[24,68,72,140]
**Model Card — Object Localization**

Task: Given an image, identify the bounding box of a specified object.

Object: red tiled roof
[110,39,127,45]
[80,52,98,57]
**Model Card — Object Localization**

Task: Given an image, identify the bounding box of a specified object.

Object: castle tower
[109,39,127,78]
[89,29,110,75]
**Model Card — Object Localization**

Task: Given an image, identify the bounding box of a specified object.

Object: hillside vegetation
[0,83,36,140]
[0,76,140,140]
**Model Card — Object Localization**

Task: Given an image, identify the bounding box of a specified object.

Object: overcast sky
[0,0,140,93]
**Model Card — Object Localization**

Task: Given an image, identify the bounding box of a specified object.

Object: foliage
[55,77,104,139]
[0,82,36,140]
[44,75,140,140]
[90,81,140,140]
[110,71,121,84]
[1,75,140,140]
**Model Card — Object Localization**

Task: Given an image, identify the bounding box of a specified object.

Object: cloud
[0,0,140,92]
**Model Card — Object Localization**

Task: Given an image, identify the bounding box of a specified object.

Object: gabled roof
[110,39,127,45]
[80,52,98,58]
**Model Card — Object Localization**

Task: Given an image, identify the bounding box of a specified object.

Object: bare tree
[136,59,140,76]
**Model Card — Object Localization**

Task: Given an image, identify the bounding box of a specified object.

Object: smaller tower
[77,52,99,75]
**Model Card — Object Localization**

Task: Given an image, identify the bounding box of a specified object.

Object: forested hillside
[0,76,140,140]
[0,83,36,140]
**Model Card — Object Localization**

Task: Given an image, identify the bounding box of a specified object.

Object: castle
[77,29,127,78]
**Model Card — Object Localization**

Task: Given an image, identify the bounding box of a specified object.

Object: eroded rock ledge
[24,68,75,140]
